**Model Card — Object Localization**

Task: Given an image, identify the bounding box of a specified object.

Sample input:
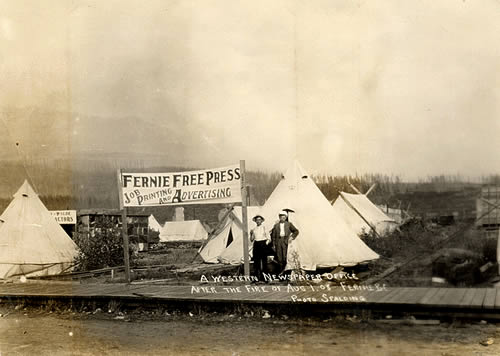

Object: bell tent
[199,206,260,264]
[148,214,162,232]
[0,181,79,279]
[258,161,379,270]
[159,220,208,242]
[332,192,398,237]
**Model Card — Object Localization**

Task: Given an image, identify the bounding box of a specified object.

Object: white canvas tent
[377,204,404,224]
[259,161,379,270]
[199,206,260,264]
[0,181,79,279]
[159,220,208,242]
[148,214,162,232]
[332,192,398,237]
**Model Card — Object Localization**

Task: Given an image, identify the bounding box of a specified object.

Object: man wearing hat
[250,214,271,281]
[270,210,299,273]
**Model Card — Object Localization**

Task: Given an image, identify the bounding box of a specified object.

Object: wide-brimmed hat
[278,210,288,217]
[252,215,265,222]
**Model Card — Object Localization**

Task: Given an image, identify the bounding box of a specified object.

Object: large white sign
[50,210,77,224]
[120,164,242,207]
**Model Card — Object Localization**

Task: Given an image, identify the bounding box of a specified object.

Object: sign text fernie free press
[120,165,242,207]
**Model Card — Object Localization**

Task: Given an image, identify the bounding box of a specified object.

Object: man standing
[250,214,271,282]
[270,210,299,273]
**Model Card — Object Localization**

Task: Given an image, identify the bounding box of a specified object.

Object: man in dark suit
[270,210,299,273]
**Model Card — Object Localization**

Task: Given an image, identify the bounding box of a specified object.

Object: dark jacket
[270,221,299,245]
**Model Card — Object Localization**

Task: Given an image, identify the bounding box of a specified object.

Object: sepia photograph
[1,0,500,354]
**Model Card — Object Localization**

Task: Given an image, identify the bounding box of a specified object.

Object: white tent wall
[377,204,404,224]
[199,222,233,263]
[198,206,260,264]
[0,181,78,279]
[218,223,253,264]
[148,214,162,232]
[332,197,371,236]
[332,192,398,237]
[159,220,208,242]
[258,161,379,271]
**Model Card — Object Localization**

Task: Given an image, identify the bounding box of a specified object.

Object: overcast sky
[1,0,499,180]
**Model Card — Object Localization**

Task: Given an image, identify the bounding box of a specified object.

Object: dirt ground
[1,306,500,356]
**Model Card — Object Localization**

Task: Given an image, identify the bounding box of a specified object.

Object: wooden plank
[71,284,123,296]
[390,288,427,305]
[362,287,394,303]
[495,288,500,309]
[105,286,154,297]
[152,290,197,298]
[250,290,282,302]
[378,287,411,304]
[123,285,172,295]
[3,283,499,315]
[396,288,430,305]
[0,284,36,294]
[43,287,77,296]
[358,288,392,303]
[299,287,352,304]
[153,285,215,298]
[469,289,487,308]
[425,288,449,306]
[483,288,497,309]
[441,288,468,307]
[375,288,407,304]
[459,288,477,307]
[431,288,464,307]
[189,293,236,302]
[0,283,57,294]
[14,284,75,296]
[418,288,441,304]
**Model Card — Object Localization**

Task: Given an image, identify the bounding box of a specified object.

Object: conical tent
[332,192,398,237]
[0,181,79,279]
[148,214,162,232]
[199,206,260,264]
[259,161,379,270]
[159,220,208,242]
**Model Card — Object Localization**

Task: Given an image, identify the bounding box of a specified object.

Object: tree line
[0,158,495,214]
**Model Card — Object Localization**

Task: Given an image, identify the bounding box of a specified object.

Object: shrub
[73,220,135,271]
[361,218,434,259]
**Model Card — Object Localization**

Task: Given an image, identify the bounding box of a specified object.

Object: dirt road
[1,306,499,355]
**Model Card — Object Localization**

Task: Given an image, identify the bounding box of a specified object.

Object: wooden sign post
[117,170,131,283]
[240,160,250,276]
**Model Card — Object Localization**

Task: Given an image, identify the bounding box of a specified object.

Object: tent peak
[14,180,38,199]
[283,160,309,181]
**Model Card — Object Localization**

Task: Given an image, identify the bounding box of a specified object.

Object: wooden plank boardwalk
[0,283,499,318]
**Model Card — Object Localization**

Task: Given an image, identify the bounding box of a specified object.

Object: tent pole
[240,160,250,276]
[347,177,363,195]
[117,169,131,284]
[365,183,377,196]
[340,192,381,238]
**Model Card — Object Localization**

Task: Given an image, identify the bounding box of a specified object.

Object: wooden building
[77,209,153,251]
[476,186,500,228]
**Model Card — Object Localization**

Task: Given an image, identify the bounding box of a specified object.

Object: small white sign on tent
[50,210,77,225]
